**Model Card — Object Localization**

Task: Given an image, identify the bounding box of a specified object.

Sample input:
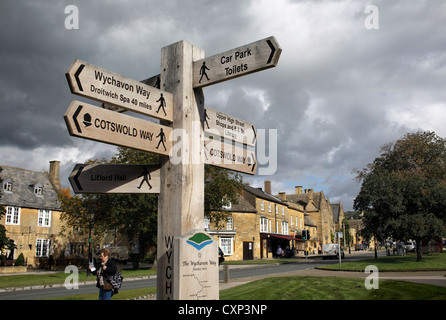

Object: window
[222,201,232,210]
[34,184,43,196]
[260,200,264,211]
[3,179,13,192]
[268,203,272,213]
[275,205,278,216]
[282,207,285,216]
[282,221,289,235]
[36,239,50,257]
[226,217,233,230]
[220,237,233,255]
[5,207,20,225]
[38,210,52,227]
[260,217,269,232]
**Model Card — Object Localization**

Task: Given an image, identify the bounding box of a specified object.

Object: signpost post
[336,232,343,266]
[64,36,281,300]
[156,40,209,300]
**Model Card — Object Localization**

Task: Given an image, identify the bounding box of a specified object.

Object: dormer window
[34,183,43,197]
[222,201,232,210]
[3,179,13,193]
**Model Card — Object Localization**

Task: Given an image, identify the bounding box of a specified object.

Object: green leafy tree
[204,165,242,228]
[354,131,446,261]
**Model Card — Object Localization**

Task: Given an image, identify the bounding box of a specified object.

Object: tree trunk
[416,239,423,262]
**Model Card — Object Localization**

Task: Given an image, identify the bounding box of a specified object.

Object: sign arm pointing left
[74,64,85,92]
[72,105,83,133]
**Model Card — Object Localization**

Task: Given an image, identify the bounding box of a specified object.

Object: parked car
[218,247,225,265]
[393,242,407,256]
[322,243,344,260]
[94,246,130,264]
[405,241,416,252]
[355,244,365,251]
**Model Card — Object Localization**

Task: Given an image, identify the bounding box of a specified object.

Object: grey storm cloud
[0,0,445,210]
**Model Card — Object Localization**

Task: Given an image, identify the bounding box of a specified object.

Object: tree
[354,131,446,261]
[60,149,159,267]
[204,165,242,228]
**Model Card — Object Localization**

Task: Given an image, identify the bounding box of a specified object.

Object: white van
[322,243,344,260]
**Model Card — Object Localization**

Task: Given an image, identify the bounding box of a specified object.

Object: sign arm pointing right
[193,36,281,88]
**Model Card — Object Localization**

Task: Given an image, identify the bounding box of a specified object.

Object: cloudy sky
[0,0,444,211]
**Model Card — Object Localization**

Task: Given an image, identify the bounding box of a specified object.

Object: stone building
[207,181,337,261]
[0,161,67,267]
[282,187,335,245]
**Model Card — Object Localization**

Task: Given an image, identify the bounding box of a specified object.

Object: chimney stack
[278,192,286,201]
[49,160,61,192]
[308,188,314,201]
[295,186,303,194]
[264,181,272,195]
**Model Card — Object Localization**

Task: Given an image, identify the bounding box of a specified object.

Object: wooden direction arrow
[204,107,257,147]
[193,36,281,88]
[204,137,257,175]
[102,74,161,113]
[66,60,173,121]
[69,164,160,194]
[64,101,172,156]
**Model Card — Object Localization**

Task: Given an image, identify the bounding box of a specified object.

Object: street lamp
[87,208,95,277]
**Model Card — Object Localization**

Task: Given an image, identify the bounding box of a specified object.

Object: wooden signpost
[193,36,281,88]
[64,36,281,300]
[204,107,257,147]
[204,137,257,175]
[66,60,173,121]
[64,100,172,156]
[69,164,160,194]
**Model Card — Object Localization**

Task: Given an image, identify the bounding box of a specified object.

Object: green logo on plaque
[186,233,213,251]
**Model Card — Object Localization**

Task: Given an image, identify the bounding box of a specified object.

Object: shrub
[15,253,25,266]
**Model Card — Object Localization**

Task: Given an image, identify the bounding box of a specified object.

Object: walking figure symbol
[156,128,167,151]
[156,93,167,116]
[137,167,152,190]
[199,62,210,84]
[204,109,210,129]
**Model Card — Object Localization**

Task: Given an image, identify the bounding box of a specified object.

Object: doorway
[243,242,253,260]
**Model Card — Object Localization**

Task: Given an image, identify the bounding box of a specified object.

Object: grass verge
[39,276,446,300]
[219,276,446,300]
[318,253,446,272]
